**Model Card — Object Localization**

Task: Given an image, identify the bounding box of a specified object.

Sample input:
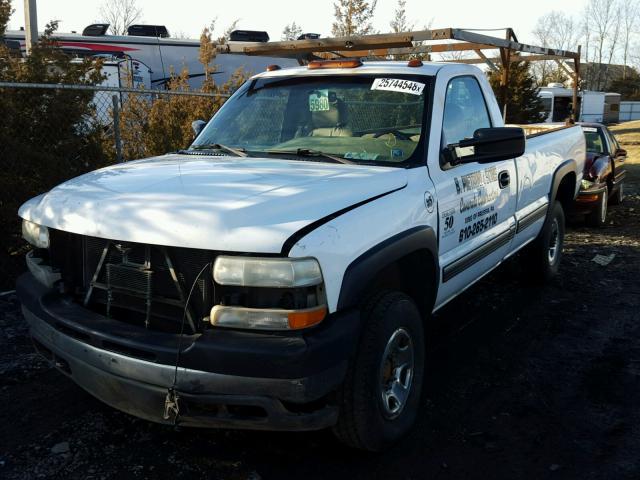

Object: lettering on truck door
[429,75,517,308]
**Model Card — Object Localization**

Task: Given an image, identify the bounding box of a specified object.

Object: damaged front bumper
[18,273,359,431]
[573,184,607,214]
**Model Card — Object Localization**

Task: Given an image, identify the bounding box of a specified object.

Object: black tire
[332,291,425,452]
[610,182,624,205]
[586,186,608,228]
[523,201,565,284]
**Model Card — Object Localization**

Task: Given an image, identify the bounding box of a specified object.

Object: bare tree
[332,0,378,37]
[99,0,142,36]
[584,0,623,90]
[621,0,640,78]
[282,22,303,41]
[390,0,413,33]
[532,11,578,86]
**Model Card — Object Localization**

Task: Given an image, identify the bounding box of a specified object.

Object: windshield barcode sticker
[371,78,425,95]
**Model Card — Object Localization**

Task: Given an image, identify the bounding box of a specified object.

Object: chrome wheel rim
[379,328,414,419]
[548,218,560,264]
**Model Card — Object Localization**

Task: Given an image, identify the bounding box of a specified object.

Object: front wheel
[586,186,608,228]
[523,201,565,284]
[332,291,425,451]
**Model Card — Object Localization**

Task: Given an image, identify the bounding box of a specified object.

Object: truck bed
[508,123,575,138]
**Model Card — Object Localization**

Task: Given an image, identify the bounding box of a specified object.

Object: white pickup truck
[17,59,585,451]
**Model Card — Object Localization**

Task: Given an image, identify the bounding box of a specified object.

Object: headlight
[581,178,595,190]
[212,256,326,330]
[213,256,323,288]
[22,219,50,248]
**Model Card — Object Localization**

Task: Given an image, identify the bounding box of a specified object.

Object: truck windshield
[190,74,430,165]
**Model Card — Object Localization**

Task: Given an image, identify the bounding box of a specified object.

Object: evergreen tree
[282,22,303,41]
[331,0,378,37]
[489,61,547,123]
[0,0,11,37]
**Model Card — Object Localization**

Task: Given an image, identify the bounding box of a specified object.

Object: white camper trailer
[538,84,621,123]
[580,91,621,123]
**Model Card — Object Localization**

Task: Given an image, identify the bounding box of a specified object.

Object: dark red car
[574,123,627,227]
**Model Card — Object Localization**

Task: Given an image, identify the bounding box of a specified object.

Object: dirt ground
[1,130,639,479]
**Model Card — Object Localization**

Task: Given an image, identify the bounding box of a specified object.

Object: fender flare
[550,158,578,203]
[336,226,439,311]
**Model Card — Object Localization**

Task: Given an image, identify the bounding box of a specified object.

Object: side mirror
[192,119,207,137]
[444,127,526,165]
[615,148,627,158]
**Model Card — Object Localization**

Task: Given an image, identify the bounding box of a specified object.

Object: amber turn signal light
[576,194,600,202]
[288,306,327,330]
[308,58,363,69]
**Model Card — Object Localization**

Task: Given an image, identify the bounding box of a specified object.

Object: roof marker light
[408,59,423,67]
[308,58,362,69]
[266,64,281,71]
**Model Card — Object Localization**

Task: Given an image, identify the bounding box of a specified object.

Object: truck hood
[19,154,407,253]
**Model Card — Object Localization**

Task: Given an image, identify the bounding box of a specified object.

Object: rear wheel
[332,291,425,451]
[586,186,608,228]
[523,201,565,284]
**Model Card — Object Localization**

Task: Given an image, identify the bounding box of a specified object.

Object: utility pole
[23,0,38,55]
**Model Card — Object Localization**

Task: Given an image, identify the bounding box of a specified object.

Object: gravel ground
[1,167,639,480]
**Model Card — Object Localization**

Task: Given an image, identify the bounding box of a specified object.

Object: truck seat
[310,97,353,137]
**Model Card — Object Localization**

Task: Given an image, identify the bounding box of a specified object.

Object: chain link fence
[0,81,230,162]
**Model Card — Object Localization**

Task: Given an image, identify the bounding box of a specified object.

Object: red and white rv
[4,24,298,89]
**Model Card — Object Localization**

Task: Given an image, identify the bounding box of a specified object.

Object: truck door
[429,75,517,308]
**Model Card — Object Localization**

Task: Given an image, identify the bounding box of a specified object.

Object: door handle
[498,170,510,189]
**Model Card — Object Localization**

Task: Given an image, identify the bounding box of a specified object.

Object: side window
[604,128,619,154]
[442,76,492,148]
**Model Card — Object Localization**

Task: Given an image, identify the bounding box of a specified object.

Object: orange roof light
[408,59,423,67]
[266,64,281,71]
[308,58,363,70]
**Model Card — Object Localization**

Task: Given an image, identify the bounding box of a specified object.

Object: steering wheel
[372,129,412,140]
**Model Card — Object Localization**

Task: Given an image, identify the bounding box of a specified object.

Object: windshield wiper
[266,148,354,165]
[190,143,248,157]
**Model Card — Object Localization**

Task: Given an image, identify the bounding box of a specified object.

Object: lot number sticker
[309,90,330,111]
[371,78,425,95]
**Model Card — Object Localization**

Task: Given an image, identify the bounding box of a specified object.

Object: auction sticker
[309,90,330,111]
[371,78,425,95]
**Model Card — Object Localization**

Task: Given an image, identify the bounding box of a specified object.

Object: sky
[8,0,589,45]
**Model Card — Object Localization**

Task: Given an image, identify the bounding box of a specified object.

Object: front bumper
[574,184,607,213]
[18,273,360,431]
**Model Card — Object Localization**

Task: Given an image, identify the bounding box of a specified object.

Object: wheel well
[554,172,576,213]
[366,250,437,319]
